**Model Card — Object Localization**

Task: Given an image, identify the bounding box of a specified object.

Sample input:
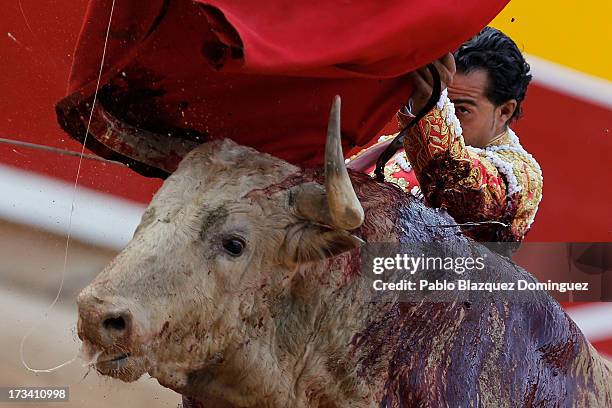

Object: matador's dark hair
[454,26,532,123]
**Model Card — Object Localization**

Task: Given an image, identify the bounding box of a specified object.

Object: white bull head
[76,97,369,404]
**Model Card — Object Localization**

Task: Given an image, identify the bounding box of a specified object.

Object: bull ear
[281,223,364,266]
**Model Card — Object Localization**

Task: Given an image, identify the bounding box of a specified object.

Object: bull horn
[324,96,364,230]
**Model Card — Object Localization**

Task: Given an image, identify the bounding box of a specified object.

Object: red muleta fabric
[56,0,508,177]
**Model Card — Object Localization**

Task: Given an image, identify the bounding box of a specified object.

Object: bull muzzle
[76,289,136,350]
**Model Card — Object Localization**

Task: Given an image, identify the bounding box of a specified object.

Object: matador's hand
[407,53,456,112]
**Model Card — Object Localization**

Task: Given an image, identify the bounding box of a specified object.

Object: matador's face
[449,69,516,147]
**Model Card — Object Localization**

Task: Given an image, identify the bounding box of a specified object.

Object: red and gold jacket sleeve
[399,93,542,242]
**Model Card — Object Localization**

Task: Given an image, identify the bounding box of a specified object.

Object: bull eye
[222,236,246,256]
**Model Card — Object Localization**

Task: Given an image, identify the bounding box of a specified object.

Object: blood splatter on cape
[56,0,508,177]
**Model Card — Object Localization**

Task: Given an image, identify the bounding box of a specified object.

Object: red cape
[56,0,508,177]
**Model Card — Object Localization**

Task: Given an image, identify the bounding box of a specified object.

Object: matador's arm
[399,90,542,241]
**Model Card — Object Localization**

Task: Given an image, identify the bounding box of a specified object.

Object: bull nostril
[77,292,137,345]
[103,315,127,332]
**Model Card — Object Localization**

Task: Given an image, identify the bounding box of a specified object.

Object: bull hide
[76,135,612,407]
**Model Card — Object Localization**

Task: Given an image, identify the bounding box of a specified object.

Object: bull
[77,97,612,407]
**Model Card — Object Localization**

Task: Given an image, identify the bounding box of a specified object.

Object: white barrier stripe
[527,53,612,109]
[565,303,612,343]
[0,164,145,250]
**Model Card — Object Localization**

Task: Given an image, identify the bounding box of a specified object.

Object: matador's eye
[456,106,470,115]
[222,236,246,256]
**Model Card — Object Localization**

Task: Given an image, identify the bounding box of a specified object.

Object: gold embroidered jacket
[347,95,543,242]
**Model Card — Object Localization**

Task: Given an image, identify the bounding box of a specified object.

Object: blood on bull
[77,97,612,408]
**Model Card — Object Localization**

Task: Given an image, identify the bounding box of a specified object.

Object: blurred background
[0,0,610,406]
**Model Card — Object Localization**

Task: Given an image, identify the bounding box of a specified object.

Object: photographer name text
[373,279,589,293]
